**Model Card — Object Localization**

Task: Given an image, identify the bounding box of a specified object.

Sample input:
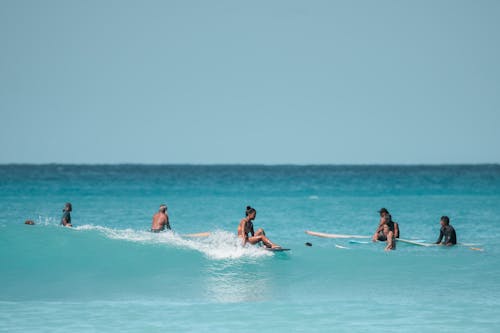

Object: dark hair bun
[245,206,256,216]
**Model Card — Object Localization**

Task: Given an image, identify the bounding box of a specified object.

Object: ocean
[1,165,499,332]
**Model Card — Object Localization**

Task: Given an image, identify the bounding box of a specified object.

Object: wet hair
[383,214,392,223]
[379,208,389,215]
[441,216,450,225]
[159,204,167,211]
[245,206,256,216]
[63,202,72,212]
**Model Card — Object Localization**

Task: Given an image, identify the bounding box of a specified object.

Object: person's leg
[248,235,280,248]
[259,234,273,248]
[254,228,266,236]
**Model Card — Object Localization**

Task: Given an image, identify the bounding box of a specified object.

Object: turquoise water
[1,165,499,332]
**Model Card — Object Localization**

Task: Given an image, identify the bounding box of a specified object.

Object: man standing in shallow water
[151,204,171,232]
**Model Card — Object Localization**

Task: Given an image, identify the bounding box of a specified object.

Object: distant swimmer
[61,203,73,227]
[151,204,171,232]
[237,206,280,249]
[435,216,457,246]
[24,220,35,225]
[372,208,399,242]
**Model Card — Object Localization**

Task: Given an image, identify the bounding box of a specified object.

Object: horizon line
[1,162,499,167]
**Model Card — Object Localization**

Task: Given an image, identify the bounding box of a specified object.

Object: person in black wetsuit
[61,202,73,227]
[435,216,457,246]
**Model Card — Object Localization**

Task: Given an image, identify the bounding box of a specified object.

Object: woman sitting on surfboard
[237,206,281,249]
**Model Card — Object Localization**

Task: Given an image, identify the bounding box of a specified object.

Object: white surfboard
[396,238,436,247]
[348,240,370,244]
[305,230,370,239]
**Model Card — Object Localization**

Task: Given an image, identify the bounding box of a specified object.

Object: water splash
[74,225,271,260]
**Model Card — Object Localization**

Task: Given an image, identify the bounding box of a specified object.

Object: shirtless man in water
[382,223,396,251]
[237,206,280,248]
[151,204,171,232]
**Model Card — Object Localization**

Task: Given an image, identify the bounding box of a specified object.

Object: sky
[1,0,499,164]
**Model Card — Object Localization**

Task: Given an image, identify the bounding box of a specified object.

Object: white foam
[36,215,59,226]
[74,225,271,260]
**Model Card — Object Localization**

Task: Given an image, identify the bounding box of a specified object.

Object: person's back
[441,224,457,245]
[151,204,170,232]
[393,221,400,238]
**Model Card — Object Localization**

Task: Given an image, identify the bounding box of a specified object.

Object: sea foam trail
[74,225,271,260]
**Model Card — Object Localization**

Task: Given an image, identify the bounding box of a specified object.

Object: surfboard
[396,239,484,251]
[305,230,370,239]
[459,242,481,247]
[264,247,290,252]
[348,240,370,244]
[396,238,436,247]
[469,247,484,251]
[182,232,211,238]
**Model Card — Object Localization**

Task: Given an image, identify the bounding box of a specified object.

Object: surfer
[61,202,73,227]
[372,208,399,241]
[151,204,171,232]
[435,216,457,246]
[382,223,396,251]
[237,206,280,249]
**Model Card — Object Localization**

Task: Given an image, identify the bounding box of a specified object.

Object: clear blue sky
[1,0,499,164]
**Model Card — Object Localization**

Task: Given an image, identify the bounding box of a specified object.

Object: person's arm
[165,214,171,230]
[241,229,248,246]
[372,222,383,241]
[436,229,444,244]
[238,220,247,246]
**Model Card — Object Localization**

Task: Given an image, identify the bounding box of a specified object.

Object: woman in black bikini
[237,206,280,249]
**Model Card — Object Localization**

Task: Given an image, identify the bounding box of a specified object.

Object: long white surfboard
[396,238,435,247]
[397,239,483,251]
[305,230,370,239]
